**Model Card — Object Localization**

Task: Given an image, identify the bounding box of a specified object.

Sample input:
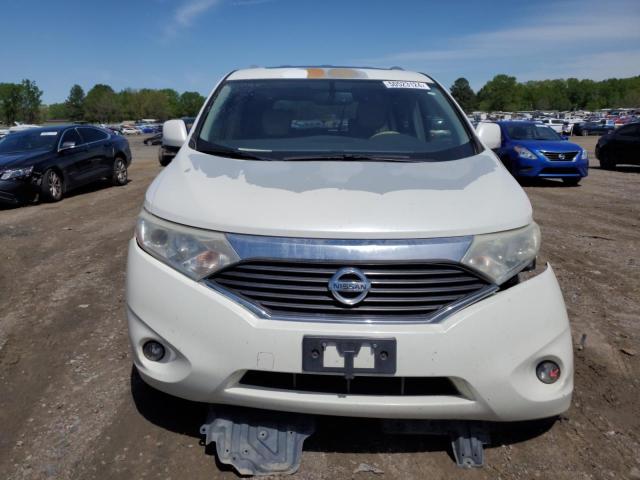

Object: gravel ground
[0,135,639,480]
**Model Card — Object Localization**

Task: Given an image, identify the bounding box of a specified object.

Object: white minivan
[127,66,573,473]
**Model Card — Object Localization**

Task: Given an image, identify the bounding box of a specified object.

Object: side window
[79,127,109,143]
[60,128,82,147]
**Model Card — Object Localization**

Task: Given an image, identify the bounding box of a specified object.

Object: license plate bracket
[302,336,396,378]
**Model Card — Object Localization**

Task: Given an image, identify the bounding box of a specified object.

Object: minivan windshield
[0,129,60,154]
[505,123,561,141]
[196,79,477,161]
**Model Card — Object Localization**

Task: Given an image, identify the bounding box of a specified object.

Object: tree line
[2,74,639,126]
[0,80,206,125]
[450,74,640,113]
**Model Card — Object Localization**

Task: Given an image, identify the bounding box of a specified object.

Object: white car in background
[540,118,567,134]
[121,126,140,135]
[126,66,573,475]
[7,122,40,133]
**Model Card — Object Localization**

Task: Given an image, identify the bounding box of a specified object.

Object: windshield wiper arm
[283,153,413,162]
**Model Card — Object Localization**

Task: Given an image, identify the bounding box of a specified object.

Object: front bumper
[514,155,588,178]
[126,240,573,421]
[0,179,37,205]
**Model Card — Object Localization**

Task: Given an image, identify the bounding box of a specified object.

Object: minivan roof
[227,66,433,82]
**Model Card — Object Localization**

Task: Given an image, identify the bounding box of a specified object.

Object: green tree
[0,83,23,125]
[118,88,137,120]
[160,89,181,118]
[179,91,205,116]
[84,84,120,122]
[47,102,68,119]
[139,89,172,120]
[477,74,522,111]
[19,79,43,123]
[65,84,85,121]
[450,78,477,112]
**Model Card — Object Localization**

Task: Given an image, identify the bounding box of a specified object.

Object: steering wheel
[370,130,401,138]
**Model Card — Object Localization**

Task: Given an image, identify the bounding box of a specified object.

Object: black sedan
[595,122,640,170]
[573,121,615,136]
[0,125,131,205]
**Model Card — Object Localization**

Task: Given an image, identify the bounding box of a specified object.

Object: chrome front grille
[207,260,493,321]
[541,151,579,161]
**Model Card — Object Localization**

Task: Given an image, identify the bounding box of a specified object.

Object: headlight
[0,166,34,180]
[513,145,537,160]
[581,149,588,160]
[135,209,240,280]
[462,223,541,285]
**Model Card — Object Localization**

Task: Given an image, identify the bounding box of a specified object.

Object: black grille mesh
[542,151,579,161]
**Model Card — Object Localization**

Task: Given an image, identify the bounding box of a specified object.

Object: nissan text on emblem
[328,267,371,306]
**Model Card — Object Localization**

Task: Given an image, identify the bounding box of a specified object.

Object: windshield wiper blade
[198,145,270,161]
[283,153,413,162]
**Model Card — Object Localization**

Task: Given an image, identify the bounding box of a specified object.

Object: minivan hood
[144,146,532,239]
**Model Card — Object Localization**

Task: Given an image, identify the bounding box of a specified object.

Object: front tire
[41,169,63,202]
[112,157,128,186]
[599,152,616,170]
[581,130,588,136]
[562,177,581,186]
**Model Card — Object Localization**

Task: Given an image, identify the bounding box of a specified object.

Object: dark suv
[0,125,132,205]
[595,122,640,170]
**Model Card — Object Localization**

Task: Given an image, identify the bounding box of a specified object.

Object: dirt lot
[1,136,639,480]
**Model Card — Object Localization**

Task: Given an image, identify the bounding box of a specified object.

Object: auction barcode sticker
[383,81,430,89]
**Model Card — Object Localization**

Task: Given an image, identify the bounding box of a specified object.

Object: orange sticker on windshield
[306,68,325,78]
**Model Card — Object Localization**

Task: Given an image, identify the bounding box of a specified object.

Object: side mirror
[60,141,76,151]
[476,122,502,150]
[162,119,188,148]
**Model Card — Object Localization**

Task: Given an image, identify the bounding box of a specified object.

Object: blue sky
[1,0,639,103]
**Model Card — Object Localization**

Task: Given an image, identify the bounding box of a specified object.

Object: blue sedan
[496,121,589,185]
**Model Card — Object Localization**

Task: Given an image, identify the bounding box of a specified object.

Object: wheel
[112,157,128,186]
[581,130,588,136]
[41,169,64,202]
[562,177,581,186]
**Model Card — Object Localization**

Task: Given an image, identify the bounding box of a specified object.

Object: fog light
[143,340,165,362]
[536,360,561,384]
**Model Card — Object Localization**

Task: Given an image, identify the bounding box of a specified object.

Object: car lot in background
[495,121,588,185]
[143,132,162,145]
[595,122,640,169]
[573,120,615,136]
[540,118,566,134]
[121,125,141,135]
[0,125,131,204]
